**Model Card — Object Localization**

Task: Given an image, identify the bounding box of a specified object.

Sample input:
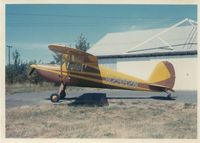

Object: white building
[87,18,197,90]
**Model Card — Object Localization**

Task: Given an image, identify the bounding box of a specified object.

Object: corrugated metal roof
[87,25,197,56]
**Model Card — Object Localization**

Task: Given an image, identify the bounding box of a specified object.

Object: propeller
[29,68,35,76]
[29,64,37,76]
[28,65,37,83]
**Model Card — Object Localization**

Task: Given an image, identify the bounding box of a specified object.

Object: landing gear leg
[58,83,66,99]
[59,83,67,99]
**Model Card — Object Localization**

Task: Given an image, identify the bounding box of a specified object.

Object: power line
[7,12,138,19]
[7,13,187,20]
[7,19,179,25]
[6,19,180,27]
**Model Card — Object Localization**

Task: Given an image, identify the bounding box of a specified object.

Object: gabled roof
[87,19,197,56]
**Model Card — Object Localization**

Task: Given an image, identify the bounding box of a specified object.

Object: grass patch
[6,83,102,94]
[6,82,56,94]
[6,99,197,138]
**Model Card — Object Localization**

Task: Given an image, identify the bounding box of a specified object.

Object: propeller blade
[29,68,35,76]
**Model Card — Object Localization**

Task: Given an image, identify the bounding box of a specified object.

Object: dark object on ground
[68,93,109,106]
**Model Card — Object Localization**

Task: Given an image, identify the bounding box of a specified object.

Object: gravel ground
[6,89,197,108]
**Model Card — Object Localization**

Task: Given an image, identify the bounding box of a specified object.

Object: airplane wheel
[50,93,60,103]
[167,93,172,99]
[60,91,66,99]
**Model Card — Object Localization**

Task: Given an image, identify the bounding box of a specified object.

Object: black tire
[60,90,66,99]
[50,93,60,103]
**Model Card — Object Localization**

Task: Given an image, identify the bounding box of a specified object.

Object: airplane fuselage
[31,64,163,92]
[29,45,175,103]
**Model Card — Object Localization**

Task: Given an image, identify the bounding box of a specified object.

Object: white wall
[98,59,117,71]
[115,55,197,90]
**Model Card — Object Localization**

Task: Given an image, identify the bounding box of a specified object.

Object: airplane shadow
[45,92,176,107]
[68,93,108,107]
[107,96,176,100]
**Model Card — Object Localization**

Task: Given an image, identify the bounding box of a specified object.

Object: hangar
[87,18,197,90]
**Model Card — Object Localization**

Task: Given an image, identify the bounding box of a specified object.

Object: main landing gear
[50,83,67,103]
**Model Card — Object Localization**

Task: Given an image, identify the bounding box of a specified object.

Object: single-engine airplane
[30,44,175,103]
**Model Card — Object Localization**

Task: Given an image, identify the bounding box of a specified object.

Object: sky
[6,4,197,64]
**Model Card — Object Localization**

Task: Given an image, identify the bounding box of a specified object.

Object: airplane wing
[48,44,98,66]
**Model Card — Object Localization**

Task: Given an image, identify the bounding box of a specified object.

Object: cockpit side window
[67,62,83,72]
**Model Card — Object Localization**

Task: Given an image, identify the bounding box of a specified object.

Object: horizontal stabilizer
[149,83,175,92]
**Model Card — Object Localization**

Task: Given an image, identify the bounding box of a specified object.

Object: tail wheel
[60,90,66,99]
[167,93,172,99]
[50,93,60,103]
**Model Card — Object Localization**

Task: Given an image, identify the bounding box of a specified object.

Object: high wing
[48,44,98,66]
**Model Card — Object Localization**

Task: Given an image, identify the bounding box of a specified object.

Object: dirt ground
[6,98,197,138]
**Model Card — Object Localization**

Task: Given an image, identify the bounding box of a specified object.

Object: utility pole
[6,45,13,66]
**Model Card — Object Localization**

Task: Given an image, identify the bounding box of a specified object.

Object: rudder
[148,61,175,89]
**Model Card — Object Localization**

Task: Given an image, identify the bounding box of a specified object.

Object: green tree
[51,34,90,64]
[52,53,62,64]
[6,49,45,84]
[75,33,90,52]
[6,65,15,84]
[6,49,21,84]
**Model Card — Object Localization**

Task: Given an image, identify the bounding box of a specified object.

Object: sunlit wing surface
[48,44,98,67]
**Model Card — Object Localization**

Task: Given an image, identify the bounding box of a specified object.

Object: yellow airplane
[30,44,175,103]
